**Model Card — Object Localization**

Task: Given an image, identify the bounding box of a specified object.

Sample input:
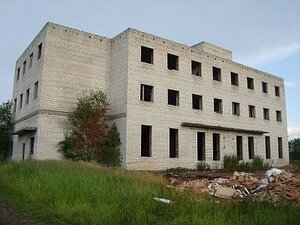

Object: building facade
[11,22,289,170]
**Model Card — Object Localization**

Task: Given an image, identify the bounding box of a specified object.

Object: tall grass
[224,155,270,172]
[0,160,299,225]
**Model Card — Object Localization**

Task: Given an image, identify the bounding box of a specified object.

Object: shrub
[0,101,12,159]
[196,162,210,171]
[224,154,270,172]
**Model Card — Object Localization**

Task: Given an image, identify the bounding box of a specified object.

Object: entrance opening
[197,132,205,161]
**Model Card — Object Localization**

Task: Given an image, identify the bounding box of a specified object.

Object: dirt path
[0,200,34,225]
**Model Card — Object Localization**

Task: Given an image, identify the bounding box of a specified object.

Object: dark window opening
[140,84,153,102]
[232,102,240,116]
[38,43,42,59]
[141,46,153,64]
[22,143,26,160]
[29,53,33,68]
[34,81,39,99]
[249,105,256,118]
[168,89,179,106]
[213,133,220,161]
[213,66,221,81]
[192,94,202,110]
[22,60,26,75]
[275,86,280,97]
[17,67,20,81]
[14,98,17,112]
[236,136,243,160]
[141,125,152,157]
[26,88,30,105]
[278,137,283,159]
[30,137,35,155]
[263,108,270,120]
[247,77,254,90]
[265,136,271,159]
[169,128,178,158]
[276,110,282,122]
[262,81,268,93]
[248,137,254,159]
[214,98,222,113]
[9,141,13,157]
[192,60,201,76]
[231,72,239,86]
[167,53,179,70]
[197,132,205,161]
[19,94,23,109]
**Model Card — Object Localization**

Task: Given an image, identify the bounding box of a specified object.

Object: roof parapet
[192,41,232,60]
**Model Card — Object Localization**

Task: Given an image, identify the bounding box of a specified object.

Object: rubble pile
[166,169,300,203]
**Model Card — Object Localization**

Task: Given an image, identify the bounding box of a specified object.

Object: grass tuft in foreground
[0,160,299,225]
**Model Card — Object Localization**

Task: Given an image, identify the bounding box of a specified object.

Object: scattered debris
[165,168,300,204]
[153,197,173,204]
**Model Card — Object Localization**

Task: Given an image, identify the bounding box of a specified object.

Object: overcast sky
[0,0,299,138]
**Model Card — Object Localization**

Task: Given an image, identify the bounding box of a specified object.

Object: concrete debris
[153,197,173,204]
[166,169,300,204]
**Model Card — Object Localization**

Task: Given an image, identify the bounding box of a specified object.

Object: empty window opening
[26,88,30,105]
[19,94,23,109]
[248,137,254,159]
[169,128,178,158]
[212,66,221,81]
[34,81,39,99]
[263,108,270,120]
[167,53,179,70]
[236,136,243,160]
[247,77,254,90]
[249,105,256,118]
[30,137,35,155]
[168,89,179,106]
[214,98,222,114]
[197,132,205,161]
[14,98,17,112]
[140,84,153,102]
[29,53,33,68]
[22,143,26,160]
[275,86,280,97]
[141,125,152,157]
[192,94,202,110]
[22,60,26,75]
[192,60,201,76]
[262,81,268,93]
[213,133,220,161]
[278,137,283,159]
[38,43,42,59]
[232,102,240,116]
[265,136,271,159]
[141,46,153,64]
[9,141,13,157]
[276,110,282,122]
[17,67,20,81]
[231,72,239,86]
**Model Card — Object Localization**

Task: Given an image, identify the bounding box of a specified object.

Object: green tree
[0,101,12,160]
[289,138,300,160]
[59,90,121,166]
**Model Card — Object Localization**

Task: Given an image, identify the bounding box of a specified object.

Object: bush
[0,101,12,159]
[196,162,210,171]
[224,154,270,172]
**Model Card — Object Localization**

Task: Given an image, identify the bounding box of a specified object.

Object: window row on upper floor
[140,84,283,122]
[13,81,39,113]
[140,46,281,97]
[15,43,43,82]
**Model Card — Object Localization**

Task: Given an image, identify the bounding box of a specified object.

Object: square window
[262,81,268,93]
[141,46,153,64]
[247,77,254,90]
[167,53,179,70]
[168,89,179,106]
[263,108,270,120]
[232,102,240,116]
[192,94,202,110]
[191,60,201,76]
[140,84,153,102]
[214,98,222,113]
[249,105,256,118]
[276,110,282,122]
[231,72,239,86]
[213,66,221,81]
[275,86,280,97]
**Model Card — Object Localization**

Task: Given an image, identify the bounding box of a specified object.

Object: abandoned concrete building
[11,22,288,170]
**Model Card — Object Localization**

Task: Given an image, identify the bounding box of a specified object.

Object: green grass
[224,155,270,172]
[0,160,299,225]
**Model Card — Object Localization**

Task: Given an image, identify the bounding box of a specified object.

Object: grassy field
[0,161,299,225]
